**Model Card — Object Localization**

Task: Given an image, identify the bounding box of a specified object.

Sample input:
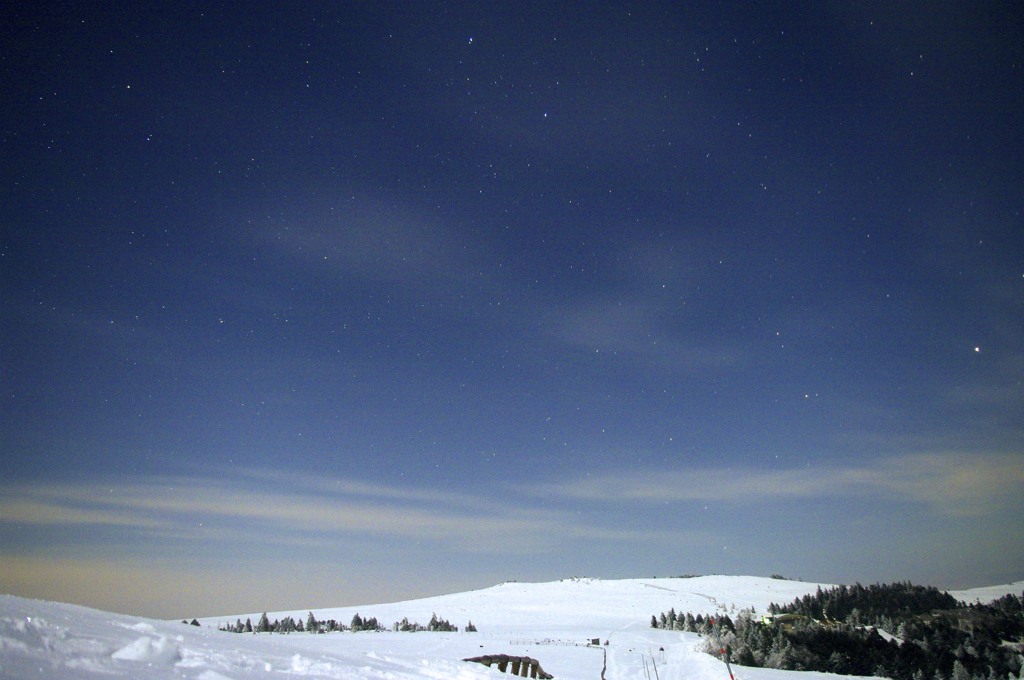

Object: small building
[760,613,810,627]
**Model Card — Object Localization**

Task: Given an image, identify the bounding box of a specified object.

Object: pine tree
[306,611,318,633]
[256,613,270,633]
[765,632,793,669]
[951,660,971,680]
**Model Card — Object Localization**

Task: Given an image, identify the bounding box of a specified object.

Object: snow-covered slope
[2,576,1019,679]
[201,575,834,634]
[0,591,493,679]
[949,581,1024,604]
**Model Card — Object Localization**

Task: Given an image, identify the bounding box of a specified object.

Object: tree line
[218,611,476,634]
[651,582,1023,680]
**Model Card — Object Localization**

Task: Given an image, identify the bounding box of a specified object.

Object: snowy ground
[2,576,1021,679]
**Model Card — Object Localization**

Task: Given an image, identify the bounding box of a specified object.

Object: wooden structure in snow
[463,654,554,679]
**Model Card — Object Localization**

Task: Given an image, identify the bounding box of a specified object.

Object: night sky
[2,2,1022,619]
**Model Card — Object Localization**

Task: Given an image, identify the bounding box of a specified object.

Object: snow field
[2,576,1020,679]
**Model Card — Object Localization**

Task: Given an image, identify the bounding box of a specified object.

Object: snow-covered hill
[201,575,835,634]
[2,576,1021,679]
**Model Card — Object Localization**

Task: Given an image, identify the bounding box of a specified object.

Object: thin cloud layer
[0,471,674,556]
[533,452,1024,517]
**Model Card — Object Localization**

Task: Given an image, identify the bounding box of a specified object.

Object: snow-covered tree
[951,660,971,680]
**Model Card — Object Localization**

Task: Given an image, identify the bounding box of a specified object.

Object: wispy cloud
[530,452,1024,517]
[251,195,464,284]
[0,469,674,555]
[0,497,173,529]
[544,295,738,372]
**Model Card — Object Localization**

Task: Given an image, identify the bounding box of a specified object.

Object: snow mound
[111,635,181,664]
[197,672,235,680]
[289,652,337,673]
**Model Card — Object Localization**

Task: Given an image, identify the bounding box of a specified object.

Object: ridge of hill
[198,576,1024,632]
[198,575,834,632]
